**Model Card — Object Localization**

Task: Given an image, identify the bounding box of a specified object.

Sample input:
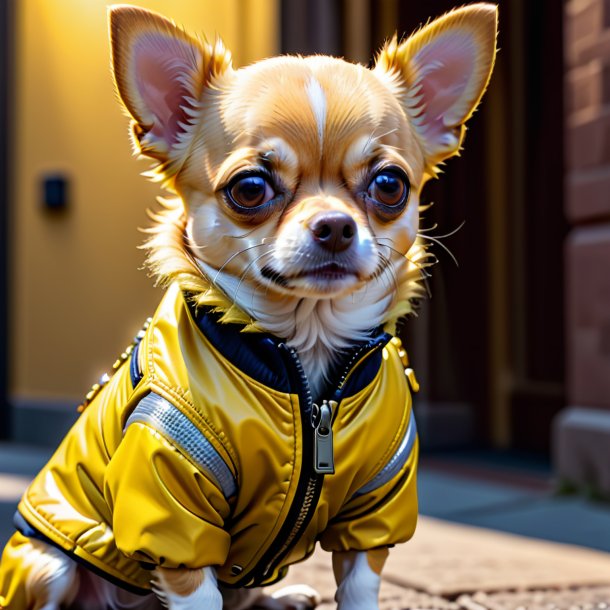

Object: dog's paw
[264,584,321,609]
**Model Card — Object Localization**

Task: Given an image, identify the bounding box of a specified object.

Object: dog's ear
[374,3,498,174]
[109,5,232,171]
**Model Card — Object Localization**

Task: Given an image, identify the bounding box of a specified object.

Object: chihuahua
[0,4,497,609]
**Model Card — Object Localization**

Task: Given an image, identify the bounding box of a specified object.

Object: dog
[0,4,497,609]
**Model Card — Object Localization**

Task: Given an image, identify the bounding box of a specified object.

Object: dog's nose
[309,212,357,253]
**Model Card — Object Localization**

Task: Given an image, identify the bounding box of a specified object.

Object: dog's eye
[368,169,410,208]
[228,174,275,209]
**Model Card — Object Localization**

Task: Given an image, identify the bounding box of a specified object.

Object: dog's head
[109,4,497,376]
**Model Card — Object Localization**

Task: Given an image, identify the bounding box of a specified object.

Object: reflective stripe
[124,393,236,498]
[354,411,417,497]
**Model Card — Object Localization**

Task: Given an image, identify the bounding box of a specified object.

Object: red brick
[571,27,610,66]
[566,104,610,169]
[567,165,610,220]
[565,62,603,115]
[566,0,601,42]
[566,0,606,67]
[566,225,610,408]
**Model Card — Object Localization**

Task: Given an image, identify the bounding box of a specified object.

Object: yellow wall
[10,0,279,403]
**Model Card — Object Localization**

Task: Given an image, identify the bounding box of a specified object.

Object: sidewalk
[1,442,610,608]
[275,517,610,609]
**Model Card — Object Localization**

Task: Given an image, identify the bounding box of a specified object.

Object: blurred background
[0,0,608,544]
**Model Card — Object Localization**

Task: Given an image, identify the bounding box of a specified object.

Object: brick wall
[565,0,610,408]
[555,0,610,495]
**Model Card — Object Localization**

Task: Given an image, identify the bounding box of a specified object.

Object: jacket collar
[189,295,391,399]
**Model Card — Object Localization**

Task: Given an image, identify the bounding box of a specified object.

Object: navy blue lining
[333,334,391,399]
[195,308,292,393]
[13,511,38,539]
[130,340,143,388]
[188,295,391,398]
[339,348,383,396]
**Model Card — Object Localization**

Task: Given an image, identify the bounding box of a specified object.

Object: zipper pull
[312,400,336,474]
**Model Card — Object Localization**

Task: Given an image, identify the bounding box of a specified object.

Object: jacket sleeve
[319,430,419,553]
[103,394,234,569]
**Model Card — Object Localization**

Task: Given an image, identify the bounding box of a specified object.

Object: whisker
[259,247,316,299]
[376,238,433,297]
[408,248,435,298]
[370,127,399,142]
[415,219,464,267]
[227,227,262,239]
[376,237,435,280]
[377,251,399,293]
[362,127,400,158]
[425,220,465,240]
[187,227,267,255]
[417,223,439,234]
[375,236,398,246]
[417,233,459,267]
[374,238,406,261]
[373,241,405,295]
[233,248,275,303]
[214,241,272,284]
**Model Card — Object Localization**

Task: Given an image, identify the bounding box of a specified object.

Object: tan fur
[331,548,389,584]
[155,566,204,597]
[172,55,434,390]
[140,55,435,341]
[109,6,233,180]
[332,550,358,584]
[365,548,390,576]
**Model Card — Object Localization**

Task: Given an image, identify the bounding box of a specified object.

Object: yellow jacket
[7,283,419,595]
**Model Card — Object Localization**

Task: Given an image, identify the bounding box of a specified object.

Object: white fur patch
[154,567,222,610]
[306,78,327,154]
[24,541,79,609]
[335,552,381,610]
[271,584,322,605]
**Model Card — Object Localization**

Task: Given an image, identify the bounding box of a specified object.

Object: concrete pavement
[274,518,610,609]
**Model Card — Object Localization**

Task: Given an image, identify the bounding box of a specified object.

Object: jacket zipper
[253,346,321,583]
[312,399,336,474]
[311,340,381,475]
[237,338,386,586]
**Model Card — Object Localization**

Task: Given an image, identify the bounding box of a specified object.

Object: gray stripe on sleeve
[124,393,236,498]
[354,412,417,497]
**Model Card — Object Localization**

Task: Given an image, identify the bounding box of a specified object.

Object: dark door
[394,0,566,453]
[282,0,566,453]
